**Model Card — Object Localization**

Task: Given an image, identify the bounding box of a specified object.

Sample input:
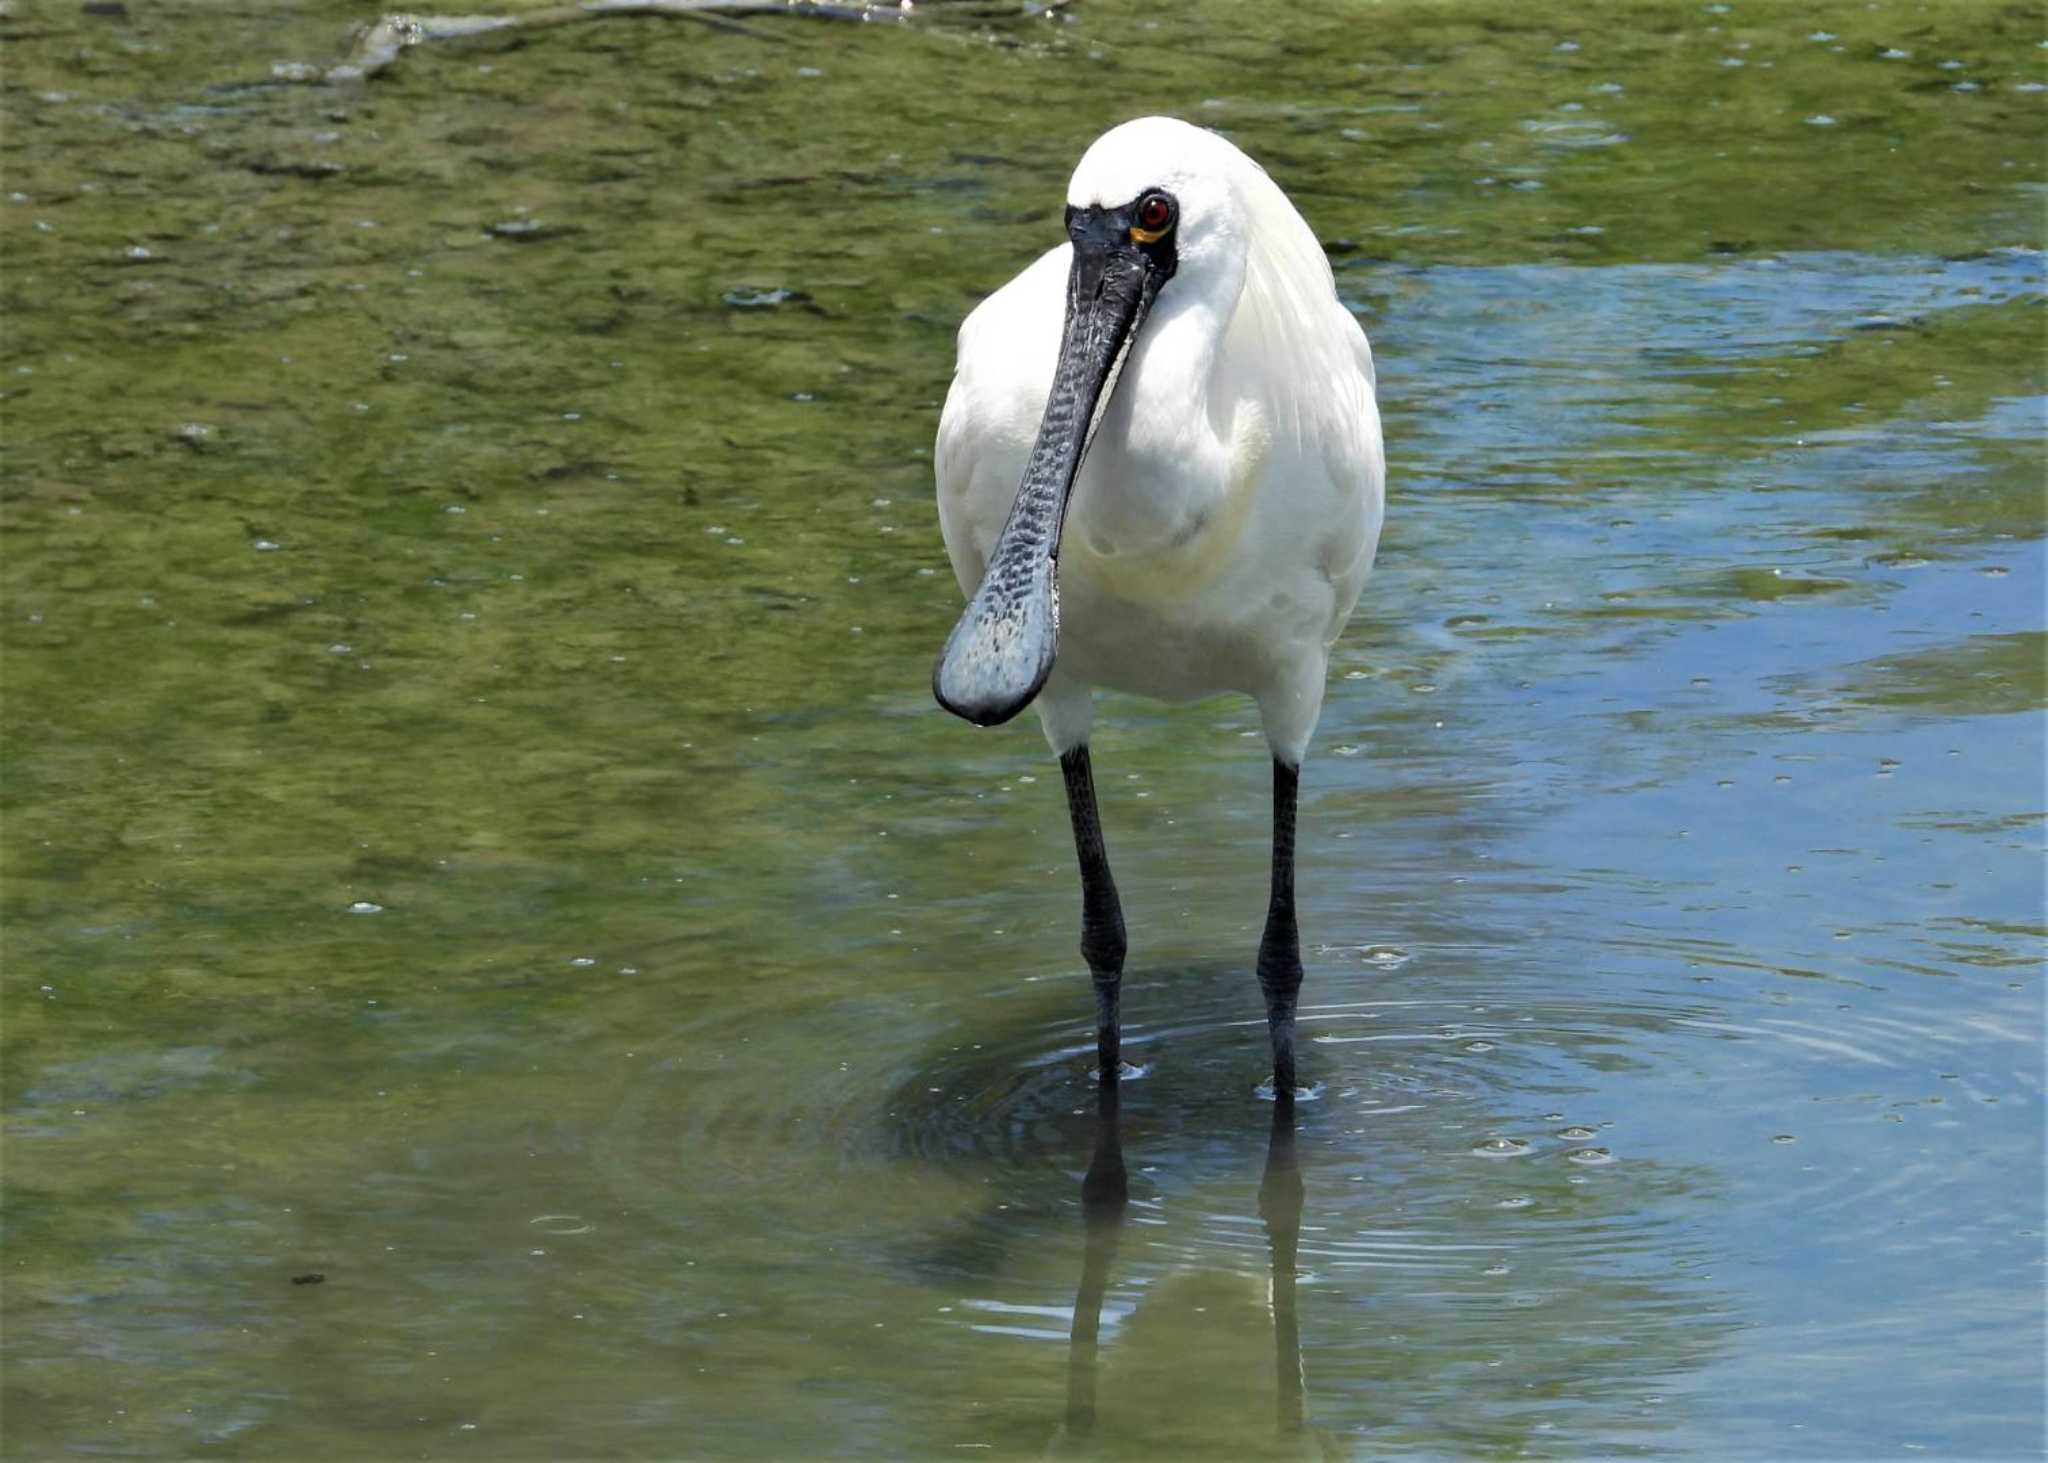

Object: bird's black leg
[1258,758,1303,1095]
[1060,745,1127,1081]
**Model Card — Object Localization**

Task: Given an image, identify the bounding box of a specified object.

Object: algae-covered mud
[3,1,2043,1457]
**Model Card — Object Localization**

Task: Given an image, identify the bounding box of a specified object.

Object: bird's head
[1063,115,1257,307]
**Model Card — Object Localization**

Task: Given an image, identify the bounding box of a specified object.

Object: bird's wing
[1312,305,1387,638]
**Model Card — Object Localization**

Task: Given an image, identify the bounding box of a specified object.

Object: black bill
[933,207,1176,727]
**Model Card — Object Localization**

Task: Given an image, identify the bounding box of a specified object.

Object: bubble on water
[253,539,281,552]
[1808,30,1835,40]
[1566,1147,1614,1165]
[1464,1041,1496,1054]
[1254,1078,1325,1103]
[1806,114,1838,126]
[530,1214,594,1235]
[722,286,805,310]
[1771,1134,1797,1145]
[1496,1195,1534,1209]
[346,901,383,915]
[1557,1125,1598,1140]
[569,956,596,968]
[1357,944,1411,968]
[1483,1263,1511,1276]
[124,244,153,261]
[1880,48,1910,60]
[1331,744,1363,757]
[1087,1061,1151,1085]
[1473,1137,1531,1158]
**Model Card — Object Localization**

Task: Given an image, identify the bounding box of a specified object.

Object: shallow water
[3,1,2043,1457]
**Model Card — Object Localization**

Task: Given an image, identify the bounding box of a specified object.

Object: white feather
[936,117,1384,762]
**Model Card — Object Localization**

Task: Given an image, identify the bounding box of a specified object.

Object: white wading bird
[933,116,1385,1097]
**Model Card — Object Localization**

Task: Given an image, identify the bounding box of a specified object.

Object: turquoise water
[3,1,2043,1457]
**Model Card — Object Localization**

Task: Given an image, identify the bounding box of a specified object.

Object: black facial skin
[932,188,1181,728]
[1065,188,1180,277]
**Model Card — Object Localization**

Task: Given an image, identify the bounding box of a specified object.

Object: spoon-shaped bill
[933,228,1166,726]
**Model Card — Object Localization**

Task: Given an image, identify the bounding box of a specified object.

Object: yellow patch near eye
[1129,223,1168,245]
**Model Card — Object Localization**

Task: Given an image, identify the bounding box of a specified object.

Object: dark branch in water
[328,1,911,83]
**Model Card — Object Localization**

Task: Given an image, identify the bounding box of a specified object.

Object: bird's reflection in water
[1065,1085,1130,1438]
[1259,1096,1306,1437]
[1059,1088,1310,1451]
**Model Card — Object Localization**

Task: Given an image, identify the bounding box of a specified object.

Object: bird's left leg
[1258,757,1304,1096]
[1256,659,1325,1097]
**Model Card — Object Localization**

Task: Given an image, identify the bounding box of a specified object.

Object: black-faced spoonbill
[933,116,1385,1098]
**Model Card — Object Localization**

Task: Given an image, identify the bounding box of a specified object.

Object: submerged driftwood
[329,1,912,83]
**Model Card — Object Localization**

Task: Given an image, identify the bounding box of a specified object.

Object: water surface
[3,1,2043,1457]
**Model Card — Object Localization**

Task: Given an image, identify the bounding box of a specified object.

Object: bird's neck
[1110,268,1239,457]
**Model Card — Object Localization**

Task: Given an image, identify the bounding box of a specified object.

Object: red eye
[1136,193,1173,235]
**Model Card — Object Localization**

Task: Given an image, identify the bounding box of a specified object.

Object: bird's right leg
[1060,745,1127,1080]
